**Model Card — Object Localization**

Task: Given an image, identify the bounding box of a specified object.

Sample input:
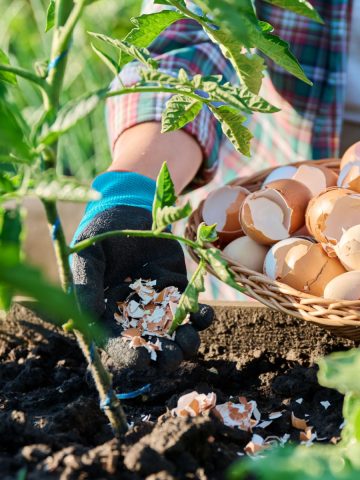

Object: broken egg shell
[292,164,338,197]
[262,165,298,186]
[335,224,360,271]
[324,271,360,300]
[202,185,250,247]
[222,236,269,272]
[240,179,311,245]
[263,238,314,280]
[280,243,346,297]
[340,141,360,170]
[337,161,360,192]
[305,187,356,245]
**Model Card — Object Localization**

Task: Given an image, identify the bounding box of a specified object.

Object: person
[71,0,358,373]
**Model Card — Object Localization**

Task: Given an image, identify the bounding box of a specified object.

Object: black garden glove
[72,178,214,374]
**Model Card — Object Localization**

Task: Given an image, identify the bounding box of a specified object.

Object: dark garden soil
[0,303,357,480]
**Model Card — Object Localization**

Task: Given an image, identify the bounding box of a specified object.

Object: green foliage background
[1,0,141,181]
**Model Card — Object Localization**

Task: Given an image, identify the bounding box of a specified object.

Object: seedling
[0,0,322,437]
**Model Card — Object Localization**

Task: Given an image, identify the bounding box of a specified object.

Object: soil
[0,303,356,480]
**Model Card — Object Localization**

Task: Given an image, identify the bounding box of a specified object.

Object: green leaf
[45,0,55,32]
[161,95,202,133]
[0,207,24,310]
[0,49,17,85]
[0,99,32,161]
[120,11,186,68]
[228,443,360,480]
[200,247,244,292]
[318,349,360,395]
[342,393,360,444]
[31,171,101,203]
[168,259,207,334]
[256,23,313,86]
[89,32,158,69]
[197,222,218,246]
[210,105,253,156]
[154,201,192,231]
[0,61,16,87]
[39,89,107,145]
[228,50,265,95]
[0,252,102,340]
[91,43,119,76]
[152,162,177,230]
[262,0,324,23]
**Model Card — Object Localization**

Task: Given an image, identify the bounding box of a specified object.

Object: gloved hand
[71,171,214,374]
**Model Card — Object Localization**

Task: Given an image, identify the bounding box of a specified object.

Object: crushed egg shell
[291,412,308,430]
[171,391,217,417]
[244,434,270,456]
[213,397,260,431]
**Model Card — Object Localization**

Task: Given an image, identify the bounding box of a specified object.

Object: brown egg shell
[292,164,338,197]
[337,161,360,192]
[340,141,360,170]
[240,179,311,246]
[305,187,354,244]
[280,243,346,297]
[324,271,360,300]
[202,185,250,247]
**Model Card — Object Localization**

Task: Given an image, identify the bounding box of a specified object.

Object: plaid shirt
[106,0,352,301]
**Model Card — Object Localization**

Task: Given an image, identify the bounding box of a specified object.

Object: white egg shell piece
[262,166,297,186]
[324,271,360,300]
[335,224,360,271]
[320,193,360,245]
[292,165,331,197]
[223,236,269,272]
[264,238,314,280]
[337,161,360,192]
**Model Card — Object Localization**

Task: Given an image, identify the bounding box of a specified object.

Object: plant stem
[41,0,129,439]
[0,64,49,91]
[42,200,72,291]
[107,86,210,105]
[74,331,128,436]
[69,229,200,255]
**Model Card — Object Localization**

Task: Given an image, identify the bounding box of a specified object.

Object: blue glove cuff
[72,171,156,243]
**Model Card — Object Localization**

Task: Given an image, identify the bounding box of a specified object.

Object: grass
[1,0,142,181]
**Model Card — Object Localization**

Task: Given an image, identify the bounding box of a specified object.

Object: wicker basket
[185,159,360,342]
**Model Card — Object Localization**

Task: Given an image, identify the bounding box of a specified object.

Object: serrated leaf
[162,95,202,133]
[45,0,55,32]
[0,207,24,310]
[0,49,17,85]
[120,11,186,68]
[31,172,101,203]
[91,43,119,76]
[154,202,192,231]
[200,247,244,292]
[152,162,177,230]
[262,0,323,23]
[89,32,158,69]
[210,105,253,156]
[228,49,265,94]
[318,349,360,395]
[256,25,313,86]
[39,89,107,145]
[197,222,218,246]
[168,259,206,334]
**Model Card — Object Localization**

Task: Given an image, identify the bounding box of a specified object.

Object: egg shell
[223,236,269,272]
[340,141,360,170]
[280,243,346,297]
[335,224,360,271]
[263,238,314,280]
[324,271,360,300]
[240,179,311,245]
[262,165,297,186]
[337,161,360,192]
[202,185,250,247]
[305,187,356,245]
[292,164,338,197]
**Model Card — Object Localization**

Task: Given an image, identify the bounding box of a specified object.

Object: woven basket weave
[185,159,360,342]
